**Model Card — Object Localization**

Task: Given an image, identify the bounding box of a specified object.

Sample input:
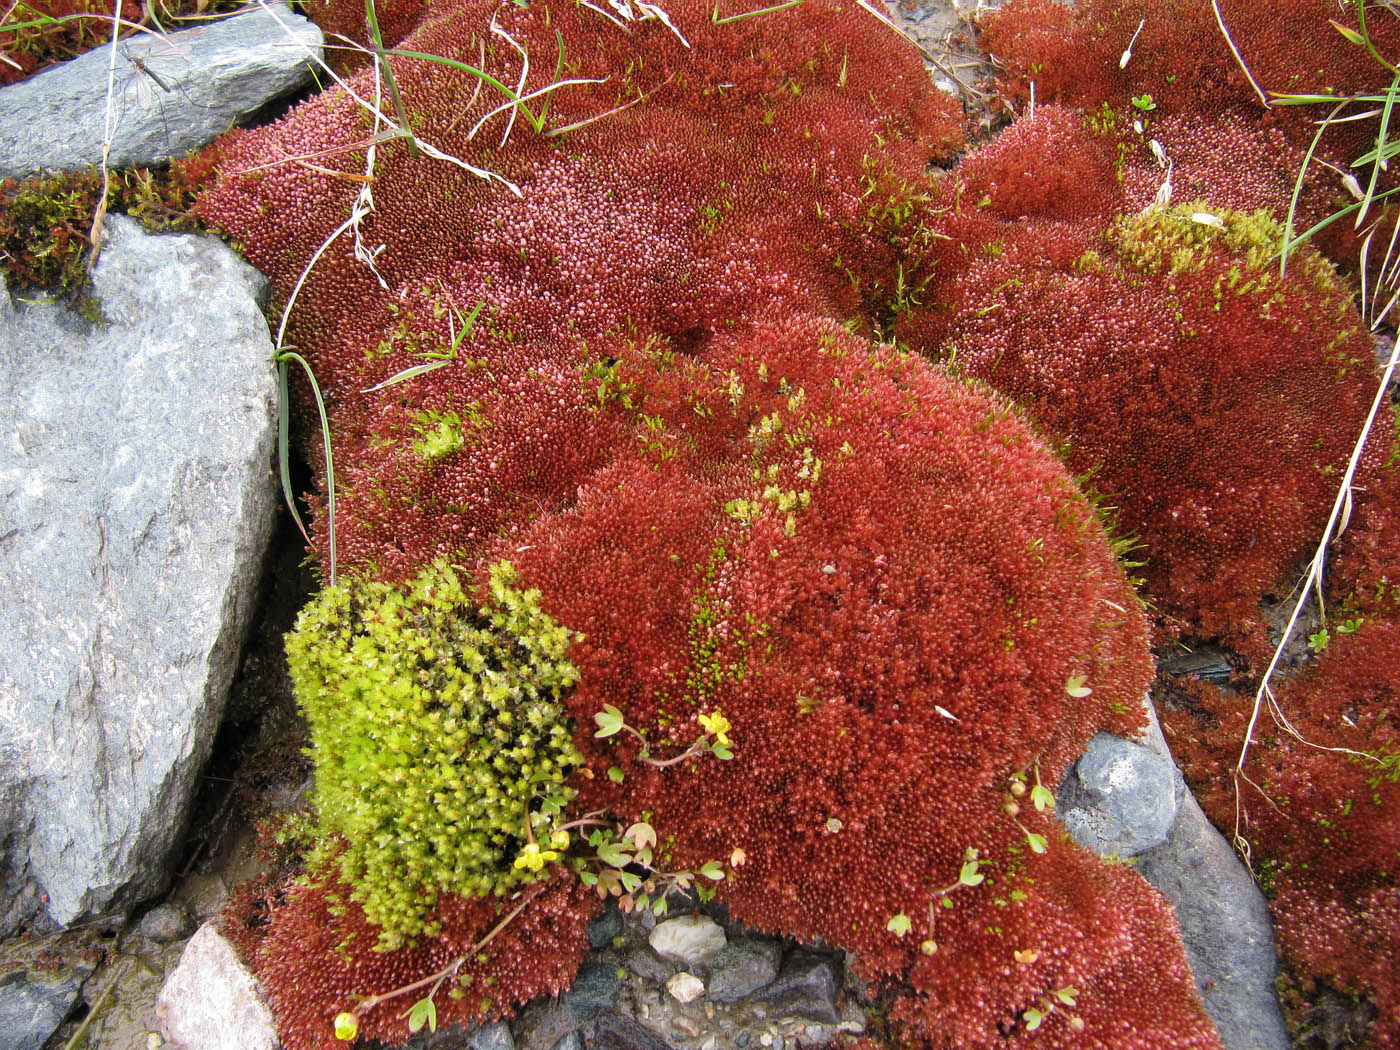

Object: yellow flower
[698,710,731,746]
[512,842,560,871]
[334,1012,360,1041]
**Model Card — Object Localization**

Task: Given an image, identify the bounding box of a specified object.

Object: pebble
[672,1016,702,1038]
[469,1020,516,1050]
[666,972,705,1004]
[648,915,727,967]
[139,902,195,944]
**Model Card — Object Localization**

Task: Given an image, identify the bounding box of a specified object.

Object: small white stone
[156,923,277,1050]
[761,1034,774,1047]
[147,1035,164,1050]
[667,971,706,1003]
[648,914,727,966]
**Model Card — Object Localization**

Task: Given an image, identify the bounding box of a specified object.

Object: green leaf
[698,860,726,880]
[1023,1007,1045,1031]
[1025,831,1048,854]
[579,871,598,887]
[959,860,984,887]
[712,742,734,760]
[408,997,437,1034]
[653,895,668,915]
[1330,18,1368,46]
[620,871,642,894]
[887,912,912,937]
[1055,986,1078,1006]
[594,704,625,737]
[597,841,633,868]
[607,765,625,783]
[1030,783,1055,813]
[623,822,657,850]
[1064,675,1092,698]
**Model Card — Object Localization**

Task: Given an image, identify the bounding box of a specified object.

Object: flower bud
[334,1012,360,1041]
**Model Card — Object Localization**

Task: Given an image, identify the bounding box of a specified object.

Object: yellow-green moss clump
[286,559,583,950]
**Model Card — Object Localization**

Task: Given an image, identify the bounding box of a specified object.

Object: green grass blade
[1357,70,1400,227]
[1355,0,1400,77]
[1281,104,1339,276]
[365,0,418,157]
[1281,181,1400,260]
[278,350,338,586]
[386,48,537,124]
[712,0,802,24]
[274,357,311,548]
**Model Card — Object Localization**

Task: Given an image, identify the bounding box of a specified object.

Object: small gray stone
[591,1010,676,1050]
[587,903,624,948]
[468,1020,516,1050]
[512,997,578,1050]
[708,936,783,1002]
[0,969,82,1050]
[139,901,195,944]
[648,915,726,968]
[626,946,674,984]
[564,960,620,1020]
[754,951,840,1025]
[155,923,276,1050]
[550,1033,583,1050]
[1056,732,1180,856]
[0,4,322,178]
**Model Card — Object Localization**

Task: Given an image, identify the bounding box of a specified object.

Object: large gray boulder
[0,214,279,934]
[0,2,322,179]
[1059,706,1289,1050]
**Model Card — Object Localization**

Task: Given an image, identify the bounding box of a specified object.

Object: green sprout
[1023,986,1082,1033]
[594,703,737,765]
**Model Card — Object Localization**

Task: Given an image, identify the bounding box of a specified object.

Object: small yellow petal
[334,1012,360,1041]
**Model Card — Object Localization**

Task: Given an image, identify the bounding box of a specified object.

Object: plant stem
[354,883,545,1017]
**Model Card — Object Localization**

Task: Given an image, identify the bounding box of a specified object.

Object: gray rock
[0,214,278,933]
[0,3,322,178]
[753,951,840,1025]
[1137,790,1289,1050]
[139,900,195,944]
[708,936,782,1002]
[565,960,621,1020]
[155,923,277,1050]
[1057,732,1180,856]
[1068,702,1290,1050]
[513,997,579,1050]
[0,969,82,1050]
[469,1020,517,1050]
[590,1010,677,1050]
[647,915,726,968]
[625,946,674,983]
[587,903,624,949]
[551,1033,584,1050]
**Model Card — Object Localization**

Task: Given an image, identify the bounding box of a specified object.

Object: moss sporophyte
[286,558,584,951]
